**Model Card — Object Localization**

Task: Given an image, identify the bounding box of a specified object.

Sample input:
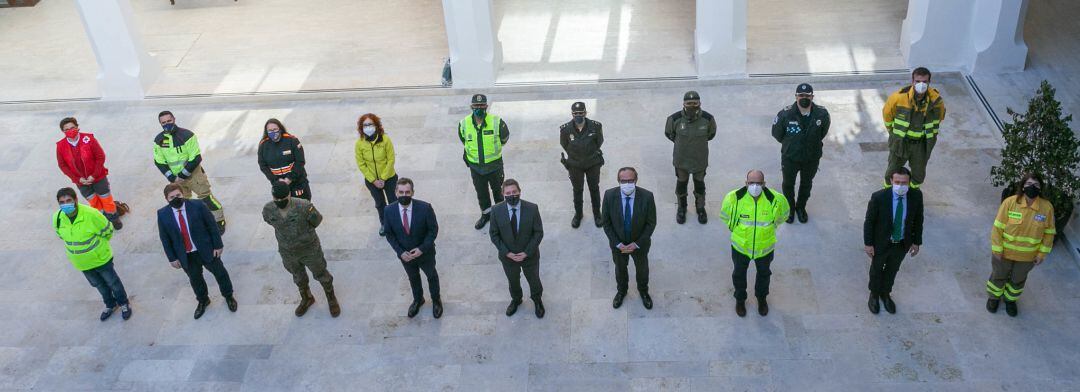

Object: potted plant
[990,80,1080,235]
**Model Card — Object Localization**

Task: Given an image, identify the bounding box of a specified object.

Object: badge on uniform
[82,136,91,143]
[1035,214,1047,222]
[773,116,779,125]
[680,124,686,130]
[569,134,575,141]
[283,150,292,155]
[816,119,822,126]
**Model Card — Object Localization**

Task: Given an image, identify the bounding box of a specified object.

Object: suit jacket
[382,199,438,260]
[157,199,223,267]
[601,187,657,251]
[863,188,924,253]
[489,200,544,263]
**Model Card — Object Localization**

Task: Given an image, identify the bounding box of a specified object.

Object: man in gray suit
[489,178,545,318]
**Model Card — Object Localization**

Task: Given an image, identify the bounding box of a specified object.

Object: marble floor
[1,73,1078,390]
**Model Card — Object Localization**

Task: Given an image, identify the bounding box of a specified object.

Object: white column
[442,0,498,88]
[694,0,747,79]
[74,0,158,100]
[901,0,1028,74]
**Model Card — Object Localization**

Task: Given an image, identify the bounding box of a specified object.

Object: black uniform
[258,132,311,200]
[771,103,830,212]
[560,118,604,218]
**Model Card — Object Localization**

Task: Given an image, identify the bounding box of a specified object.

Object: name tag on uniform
[1007,211,1023,221]
[1034,214,1047,222]
[283,150,292,155]
[740,214,751,219]
[483,130,495,135]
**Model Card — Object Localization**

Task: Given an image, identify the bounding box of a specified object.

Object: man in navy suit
[600,167,657,310]
[382,178,442,319]
[863,167,924,314]
[157,183,236,319]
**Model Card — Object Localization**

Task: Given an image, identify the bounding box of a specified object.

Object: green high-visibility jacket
[54,203,114,271]
[459,114,504,165]
[720,186,790,259]
[153,128,203,182]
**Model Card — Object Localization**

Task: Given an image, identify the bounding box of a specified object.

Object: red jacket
[56,133,109,184]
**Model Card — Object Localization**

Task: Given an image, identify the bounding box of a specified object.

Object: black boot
[676,195,687,224]
[986,298,1000,313]
[868,293,880,314]
[1005,301,1018,317]
[593,208,603,228]
[571,212,583,229]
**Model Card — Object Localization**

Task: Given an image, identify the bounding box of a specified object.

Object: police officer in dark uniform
[771,83,830,224]
[665,91,717,225]
[560,101,605,228]
[258,118,311,200]
[459,94,511,230]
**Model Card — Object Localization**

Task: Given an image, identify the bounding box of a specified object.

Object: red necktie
[178,209,194,253]
[402,208,410,235]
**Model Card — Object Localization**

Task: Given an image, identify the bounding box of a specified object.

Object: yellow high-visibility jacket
[991,195,1055,262]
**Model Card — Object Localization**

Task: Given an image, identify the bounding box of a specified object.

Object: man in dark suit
[157,183,236,319]
[489,179,545,318]
[382,178,442,319]
[601,167,658,309]
[863,167,923,314]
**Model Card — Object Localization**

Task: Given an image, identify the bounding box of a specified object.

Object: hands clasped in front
[399,248,424,262]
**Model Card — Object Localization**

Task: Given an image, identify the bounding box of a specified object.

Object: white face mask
[620,183,636,195]
[362,125,376,136]
[747,184,763,197]
[914,82,928,94]
[892,184,910,196]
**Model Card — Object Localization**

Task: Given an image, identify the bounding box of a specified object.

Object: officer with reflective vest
[988,173,1055,317]
[54,187,131,321]
[258,118,311,200]
[459,94,511,230]
[882,67,945,189]
[154,111,227,234]
[720,170,789,317]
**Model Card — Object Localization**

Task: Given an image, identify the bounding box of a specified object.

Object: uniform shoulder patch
[783,105,792,111]
[589,119,602,127]
[700,111,714,120]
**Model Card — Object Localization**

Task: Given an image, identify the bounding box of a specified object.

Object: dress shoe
[757,297,769,316]
[120,304,132,320]
[796,208,808,224]
[986,298,1000,313]
[571,214,582,229]
[474,213,490,230]
[218,220,227,235]
[295,287,315,317]
[194,300,210,320]
[1005,301,1018,317]
[868,294,880,314]
[881,294,896,314]
[99,306,115,321]
[534,299,545,318]
[226,296,238,312]
[612,292,625,309]
[506,300,522,317]
[325,287,341,318]
[697,208,707,224]
[641,292,653,310]
[786,211,795,224]
[432,300,443,318]
[594,216,603,228]
[735,300,747,317]
[407,299,425,318]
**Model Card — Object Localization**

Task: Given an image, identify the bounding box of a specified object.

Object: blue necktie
[623,196,632,238]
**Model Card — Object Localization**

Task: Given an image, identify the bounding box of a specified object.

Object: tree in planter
[990,80,1080,233]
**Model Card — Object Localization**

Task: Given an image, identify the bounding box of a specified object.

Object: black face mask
[684,106,700,117]
[505,195,520,206]
[398,196,412,206]
[1024,185,1041,199]
[169,197,185,209]
[798,98,812,108]
[274,199,289,209]
[573,115,585,125]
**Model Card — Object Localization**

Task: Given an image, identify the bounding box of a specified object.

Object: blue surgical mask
[60,203,76,215]
[268,131,281,141]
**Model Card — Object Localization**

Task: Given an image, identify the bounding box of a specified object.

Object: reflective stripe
[1002,232,1042,245]
[993,220,1007,229]
[893,118,911,127]
[884,121,894,126]
[65,238,94,246]
[1005,283,1023,294]
[732,242,775,258]
[892,129,906,137]
[96,222,113,237]
[739,220,772,228]
[1003,283,1023,301]
[991,245,1003,252]
[1002,242,1038,252]
[67,238,100,255]
[986,281,1003,297]
[1039,246,1052,253]
[270,164,294,175]
[1045,228,1057,235]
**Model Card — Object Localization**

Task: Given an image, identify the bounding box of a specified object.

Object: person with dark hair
[719,170,790,317]
[863,167,924,314]
[263,182,339,317]
[154,111,227,234]
[882,67,946,189]
[55,117,129,229]
[772,83,830,224]
[488,179,545,318]
[458,94,511,230]
[53,187,131,321]
[600,167,657,310]
[987,173,1054,317]
[258,118,311,200]
[382,178,442,318]
[665,91,717,224]
[560,101,605,228]
[157,183,236,319]
[355,113,398,236]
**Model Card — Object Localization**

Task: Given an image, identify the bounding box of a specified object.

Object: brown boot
[295,287,315,317]
[324,286,341,318]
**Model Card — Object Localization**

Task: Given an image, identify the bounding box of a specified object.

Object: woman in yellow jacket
[989,173,1055,317]
[355,113,398,236]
